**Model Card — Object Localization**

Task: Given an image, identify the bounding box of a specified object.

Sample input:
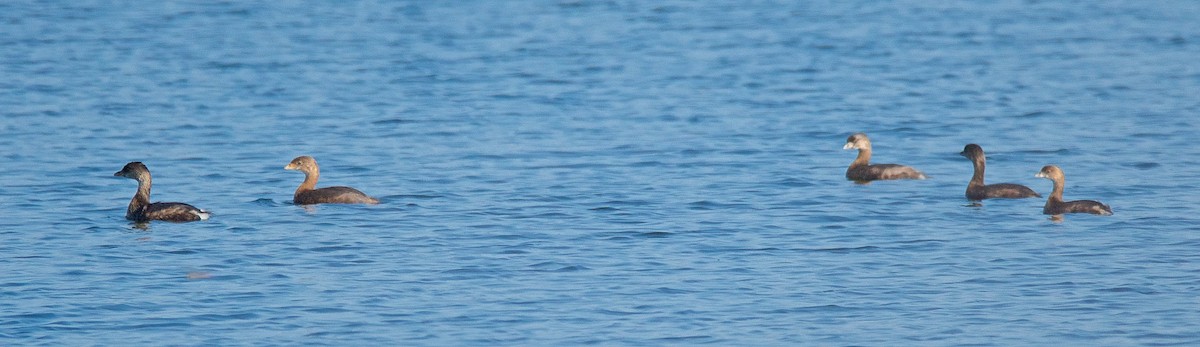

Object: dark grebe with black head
[843,132,926,182]
[284,156,379,205]
[959,144,1040,200]
[114,162,210,222]
[1035,165,1112,215]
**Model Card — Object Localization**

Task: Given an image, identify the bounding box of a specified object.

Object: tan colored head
[114,162,150,180]
[843,133,871,150]
[1035,165,1063,180]
[284,156,318,172]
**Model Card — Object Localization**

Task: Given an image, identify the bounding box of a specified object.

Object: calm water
[3,1,1200,345]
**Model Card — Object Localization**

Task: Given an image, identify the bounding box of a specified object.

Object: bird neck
[127,177,151,218]
[969,158,985,185]
[296,170,319,195]
[1049,177,1065,202]
[850,148,872,168]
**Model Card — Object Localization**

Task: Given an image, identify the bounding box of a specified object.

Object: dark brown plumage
[284,156,380,205]
[960,144,1040,200]
[843,133,926,182]
[1035,165,1112,215]
[114,162,210,223]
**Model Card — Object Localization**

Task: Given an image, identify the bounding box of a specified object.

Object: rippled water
[3,1,1200,345]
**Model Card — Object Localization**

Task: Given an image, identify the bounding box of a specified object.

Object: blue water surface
[2,1,1200,346]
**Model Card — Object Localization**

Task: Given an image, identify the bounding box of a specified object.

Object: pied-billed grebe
[960,144,1040,200]
[843,132,926,182]
[114,162,210,222]
[1035,165,1112,215]
[284,156,379,205]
